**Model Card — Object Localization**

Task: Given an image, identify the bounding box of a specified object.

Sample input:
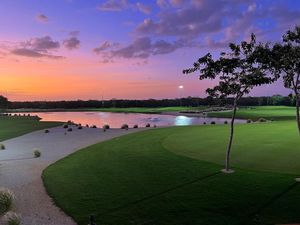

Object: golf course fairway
[43,119,300,225]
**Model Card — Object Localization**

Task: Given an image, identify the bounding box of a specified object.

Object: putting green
[43,121,300,225]
[163,121,300,174]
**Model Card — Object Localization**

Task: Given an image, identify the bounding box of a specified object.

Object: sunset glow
[1,0,298,100]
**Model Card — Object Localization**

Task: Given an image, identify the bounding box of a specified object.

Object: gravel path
[0,126,144,225]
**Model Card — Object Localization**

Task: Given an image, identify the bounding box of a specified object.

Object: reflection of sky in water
[19,112,245,128]
[174,116,193,126]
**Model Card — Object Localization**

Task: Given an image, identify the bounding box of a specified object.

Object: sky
[0,0,300,101]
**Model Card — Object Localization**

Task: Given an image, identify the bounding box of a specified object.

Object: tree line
[0,95,296,110]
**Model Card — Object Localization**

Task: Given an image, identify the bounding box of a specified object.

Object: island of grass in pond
[43,121,300,225]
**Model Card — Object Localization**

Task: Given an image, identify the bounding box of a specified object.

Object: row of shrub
[59,123,156,131]
[203,118,269,125]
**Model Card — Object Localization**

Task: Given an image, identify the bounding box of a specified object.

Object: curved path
[0,126,144,225]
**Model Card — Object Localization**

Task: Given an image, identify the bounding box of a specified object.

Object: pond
[22,111,245,128]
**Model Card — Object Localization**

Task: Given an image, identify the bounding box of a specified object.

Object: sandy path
[0,126,143,225]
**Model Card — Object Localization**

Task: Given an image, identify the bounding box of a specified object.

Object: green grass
[0,116,62,141]
[208,106,297,121]
[43,122,300,225]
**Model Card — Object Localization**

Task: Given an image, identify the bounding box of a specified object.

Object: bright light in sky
[178,85,184,89]
[0,0,297,101]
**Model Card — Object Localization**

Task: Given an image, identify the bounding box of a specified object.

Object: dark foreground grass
[0,116,62,141]
[43,122,300,225]
[208,106,297,121]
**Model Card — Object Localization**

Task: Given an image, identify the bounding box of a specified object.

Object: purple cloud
[36,14,48,23]
[97,0,128,12]
[10,36,63,59]
[94,37,188,60]
[63,37,80,50]
[136,2,151,14]
[97,0,151,14]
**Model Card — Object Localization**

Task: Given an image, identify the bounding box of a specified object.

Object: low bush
[3,212,21,225]
[44,129,50,133]
[0,188,15,216]
[63,124,68,129]
[77,126,83,130]
[247,119,252,123]
[224,121,228,124]
[133,125,138,128]
[203,122,206,125]
[67,128,73,132]
[86,124,89,128]
[121,124,129,130]
[103,124,110,130]
[258,118,267,123]
[33,149,41,158]
[91,125,97,128]
[145,123,151,128]
[0,143,5,150]
[210,121,216,125]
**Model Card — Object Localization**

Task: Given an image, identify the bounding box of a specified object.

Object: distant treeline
[4,95,296,109]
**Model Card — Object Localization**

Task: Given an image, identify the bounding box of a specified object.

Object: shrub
[224,121,228,124]
[203,122,206,125]
[0,143,5,150]
[67,128,73,132]
[258,118,267,123]
[63,124,68,129]
[44,129,49,133]
[153,125,157,128]
[33,149,41,158]
[145,123,151,127]
[121,124,129,130]
[91,125,97,128]
[77,126,83,130]
[133,124,138,128]
[0,188,15,216]
[86,124,89,128]
[3,212,21,225]
[103,124,110,130]
[247,119,252,123]
[210,121,216,125]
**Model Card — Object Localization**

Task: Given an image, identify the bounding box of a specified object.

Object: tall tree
[183,34,274,173]
[0,95,9,112]
[272,26,300,134]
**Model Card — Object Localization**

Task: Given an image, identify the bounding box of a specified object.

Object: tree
[0,95,9,111]
[272,26,300,134]
[183,34,275,173]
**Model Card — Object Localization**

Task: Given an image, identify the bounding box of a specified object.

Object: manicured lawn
[43,122,300,225]
[208,106,297,121]
[0,116,62,141]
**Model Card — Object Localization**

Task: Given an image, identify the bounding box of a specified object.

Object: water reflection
[174,116,193,126]
[22,111,245,128]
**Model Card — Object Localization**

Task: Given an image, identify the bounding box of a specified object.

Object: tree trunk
[295,93,300,135]
[225,98,238,172]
